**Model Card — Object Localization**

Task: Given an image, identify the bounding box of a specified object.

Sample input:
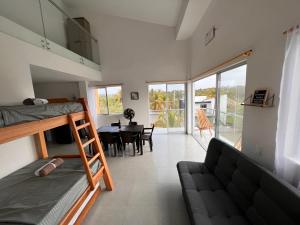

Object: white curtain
[275,27,300,188]
[87,87,98,127]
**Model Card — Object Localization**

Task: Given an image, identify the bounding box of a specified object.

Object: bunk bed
[0,98,114,225]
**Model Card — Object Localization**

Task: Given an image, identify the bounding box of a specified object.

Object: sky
[194,64,247,90]
[98,86,122,96]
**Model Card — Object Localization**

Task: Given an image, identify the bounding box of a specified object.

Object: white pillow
[33,98,48,105]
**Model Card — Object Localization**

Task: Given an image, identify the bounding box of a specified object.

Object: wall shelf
[241,94,275,108]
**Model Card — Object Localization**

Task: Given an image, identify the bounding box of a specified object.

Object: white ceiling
[63,0,184,27]
[176,0,212,40]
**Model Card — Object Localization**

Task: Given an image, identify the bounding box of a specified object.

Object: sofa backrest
[204,138,300,225]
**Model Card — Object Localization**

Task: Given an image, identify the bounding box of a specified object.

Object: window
[96,86,123,115]
[148,83,186,133]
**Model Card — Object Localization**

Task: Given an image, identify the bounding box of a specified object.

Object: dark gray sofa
[177,138,300,225]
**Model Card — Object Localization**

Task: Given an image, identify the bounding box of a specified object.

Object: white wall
[190,0,300,170]
[0,33,37,178]
[33,82,80,100]
[80,13,189,127]
[0,31,101,178]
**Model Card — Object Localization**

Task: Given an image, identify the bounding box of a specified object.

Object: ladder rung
[82,138,95,148]
[88,153,100,166]
[93,166,105,182]
[70,112,85,121]
[76,122,90,130]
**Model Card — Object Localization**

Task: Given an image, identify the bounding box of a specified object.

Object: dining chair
[111,120,121,127]
[99,132,121,156]
[141,124,155,151]
[120,131,138,156]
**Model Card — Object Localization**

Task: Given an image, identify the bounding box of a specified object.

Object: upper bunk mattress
[0,102,83,128]
[0,158,100,225]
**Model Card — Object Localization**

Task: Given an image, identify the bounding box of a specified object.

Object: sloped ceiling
[63,0,184,27]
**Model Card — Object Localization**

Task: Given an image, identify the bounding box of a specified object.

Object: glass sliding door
[192,75,217,148]
[149,84,168,133]
[218,64,247,149]
[167,84,185,132]
[148,83,186,133]
[192,64,247,150]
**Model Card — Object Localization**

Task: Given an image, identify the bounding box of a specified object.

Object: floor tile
[50,134,206,225]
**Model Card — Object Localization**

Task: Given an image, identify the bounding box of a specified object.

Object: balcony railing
[194,107,243,147]
[0,0,100,70]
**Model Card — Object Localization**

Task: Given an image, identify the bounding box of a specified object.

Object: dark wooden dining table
[97,125,144,155]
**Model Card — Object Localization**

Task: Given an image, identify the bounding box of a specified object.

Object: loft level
[0,0,101,71]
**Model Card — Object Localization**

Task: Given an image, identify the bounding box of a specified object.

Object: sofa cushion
[177,161,222,191]
[248,172,300,225]
[177,161,250,225]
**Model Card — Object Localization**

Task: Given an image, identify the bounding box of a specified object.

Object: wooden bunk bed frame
[0,98,114,225]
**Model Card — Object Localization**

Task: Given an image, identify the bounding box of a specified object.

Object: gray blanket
[0,103,83,128]
[0,158,100,225]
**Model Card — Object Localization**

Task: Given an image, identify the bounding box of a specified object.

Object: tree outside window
[96,86,123,115]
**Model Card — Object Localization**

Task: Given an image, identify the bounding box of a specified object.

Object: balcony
[193,108,243,150]
[0,0,100,71]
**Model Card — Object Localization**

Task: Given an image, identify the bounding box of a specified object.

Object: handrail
[195,108,243,118]
[47,0,98,42]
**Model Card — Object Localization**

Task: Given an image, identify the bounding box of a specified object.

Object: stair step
[76,122,90,130]
[82,138,95,148]
[69,112,85,121]
[93,166,105,182]
[88,153,100,166]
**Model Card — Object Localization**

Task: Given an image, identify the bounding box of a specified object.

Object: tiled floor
[81,134,206,225]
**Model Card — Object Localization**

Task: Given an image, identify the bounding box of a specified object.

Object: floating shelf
[241,94,275,108]
[241,103,273,107]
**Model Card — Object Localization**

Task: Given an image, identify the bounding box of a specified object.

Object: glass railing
[0,0,100,69]
[218,111,243,146]
[0,0,45,48]
[193,107,243,149]
[149,109,185,129]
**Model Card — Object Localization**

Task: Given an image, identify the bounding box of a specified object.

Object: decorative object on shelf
[123,108,135,123]
[131,92,139,100]
[241,89,275,107]
[251,89,269,105]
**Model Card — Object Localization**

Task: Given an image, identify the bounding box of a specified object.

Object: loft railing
[0,0,100,70]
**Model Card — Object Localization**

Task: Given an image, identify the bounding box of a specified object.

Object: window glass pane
[107,86,123,114]
[167,84,185,110]
[193,75,217,148]
[148,84,167,129]
[148,84,167,111]
[167,84,185,131]
[218,65,247,150]
[148,83,186,133]
[97,88,108,114]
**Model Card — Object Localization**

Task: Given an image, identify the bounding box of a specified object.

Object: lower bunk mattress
[0,158,100,225]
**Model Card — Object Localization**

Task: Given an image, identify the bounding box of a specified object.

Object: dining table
[97,125,144,155]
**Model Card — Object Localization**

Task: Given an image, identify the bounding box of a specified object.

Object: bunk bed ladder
[69,111,114,191]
